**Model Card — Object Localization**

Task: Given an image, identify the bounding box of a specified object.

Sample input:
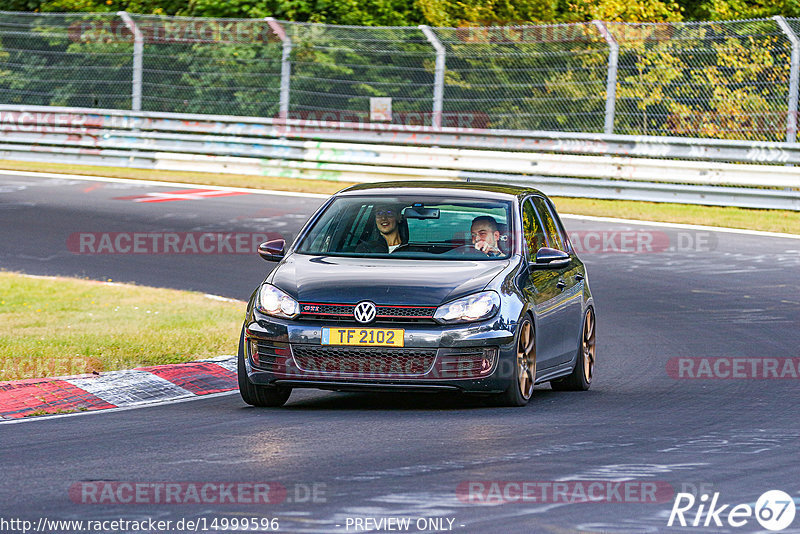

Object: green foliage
[609,21,791,141]
[39,0,191,14]
[437,24,608,132]
[559,0,684,22]
[684,0,800,20]
[12,0,800,23]
[178,0,271,18]
[39,0,106,12]
[416,0,557,26]
[2,0,50,11]
[35,0,426,25]
[2,0,798,141]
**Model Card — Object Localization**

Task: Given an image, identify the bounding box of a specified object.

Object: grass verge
[0,272,243,382]
[1,159,798,235]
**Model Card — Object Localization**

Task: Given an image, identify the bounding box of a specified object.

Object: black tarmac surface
[1,174,799,533]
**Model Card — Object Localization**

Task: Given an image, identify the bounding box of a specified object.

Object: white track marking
[0,391,238,425]
[3,168,796,238]
[560,213,800,240]
[66,370,194,406]
[0,169,329,199]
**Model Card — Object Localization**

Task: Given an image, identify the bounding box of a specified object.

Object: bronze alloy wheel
[517,318,536,400]
[551,307,595,391]
[582,307,596,383]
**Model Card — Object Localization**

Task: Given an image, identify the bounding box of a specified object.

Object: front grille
[291,345,437,377]
[301,304,355,316]
[376,306,435,318]
[298,303,436,323]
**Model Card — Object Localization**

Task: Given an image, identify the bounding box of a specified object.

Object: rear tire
[551,307,595,391]
[237,327,292,407]
[494,315,536,407]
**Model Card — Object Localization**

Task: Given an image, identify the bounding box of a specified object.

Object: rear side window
[531,196,566,252]
[522,199,548,259]
[543,198,572,253]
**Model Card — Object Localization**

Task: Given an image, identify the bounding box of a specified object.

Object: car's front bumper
[243,313,518,394]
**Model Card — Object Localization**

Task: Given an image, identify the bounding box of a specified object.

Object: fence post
[419,25,445,129]
[774,16,799,143]
[117,11,142,112]
[593,20,618,135]
[266,18,291,120]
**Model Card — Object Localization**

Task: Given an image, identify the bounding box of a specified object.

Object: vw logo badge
[354,301,377,324]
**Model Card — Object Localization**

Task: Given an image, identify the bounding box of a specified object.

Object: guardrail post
[266,18,291,120]
[774,16,799,143]
[419,25,445,129]
[117,12,142,112]
[593,20,618,135]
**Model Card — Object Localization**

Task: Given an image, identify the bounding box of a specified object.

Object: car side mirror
[258,239,285,262]
[531,247,570,269]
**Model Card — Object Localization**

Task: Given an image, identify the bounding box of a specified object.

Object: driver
[471,216,503,256]
[356,204,407,253]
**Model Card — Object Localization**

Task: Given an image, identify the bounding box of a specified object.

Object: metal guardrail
[0,105,798,211]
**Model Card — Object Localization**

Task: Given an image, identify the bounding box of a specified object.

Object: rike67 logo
[668,490,796,531]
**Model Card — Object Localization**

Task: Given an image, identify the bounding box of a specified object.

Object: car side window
[543,198,572,254]
[532,196,565,252]
[522,198,548,259]
[341,204,374,251]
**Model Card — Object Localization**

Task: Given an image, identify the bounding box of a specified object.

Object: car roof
[336,180,547,201]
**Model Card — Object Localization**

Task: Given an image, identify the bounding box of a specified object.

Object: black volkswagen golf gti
[239,182,596,407]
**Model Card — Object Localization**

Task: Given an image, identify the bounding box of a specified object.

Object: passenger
[471,216,503,256]
[356,204,408,253]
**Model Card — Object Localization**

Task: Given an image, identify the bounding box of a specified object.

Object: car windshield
[295,195,514,260]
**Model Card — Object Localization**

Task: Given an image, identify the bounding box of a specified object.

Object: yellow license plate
[322,328,404,347]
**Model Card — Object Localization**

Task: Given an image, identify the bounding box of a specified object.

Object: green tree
[684,0,800,20]
[558,0,683,22]
[179,0,424,25]
[416,0,557,26]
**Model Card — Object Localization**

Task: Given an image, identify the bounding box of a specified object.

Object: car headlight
[434,291,500,324]
[256,284,300,319]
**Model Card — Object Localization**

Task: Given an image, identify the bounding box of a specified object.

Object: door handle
[574,273,584,282]
[556,279,566,290]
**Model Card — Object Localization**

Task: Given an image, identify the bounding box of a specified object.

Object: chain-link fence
[1,11,799,141]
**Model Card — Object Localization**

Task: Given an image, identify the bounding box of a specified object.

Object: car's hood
[269,254,510,306]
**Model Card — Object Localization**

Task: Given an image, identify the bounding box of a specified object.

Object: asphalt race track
[1,173,799,533]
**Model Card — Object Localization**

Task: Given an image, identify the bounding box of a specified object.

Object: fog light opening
[249,339,259,366]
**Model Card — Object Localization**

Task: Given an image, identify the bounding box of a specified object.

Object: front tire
[551,307,595,391]
[237,328,292,407]
[495,315,536,407]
